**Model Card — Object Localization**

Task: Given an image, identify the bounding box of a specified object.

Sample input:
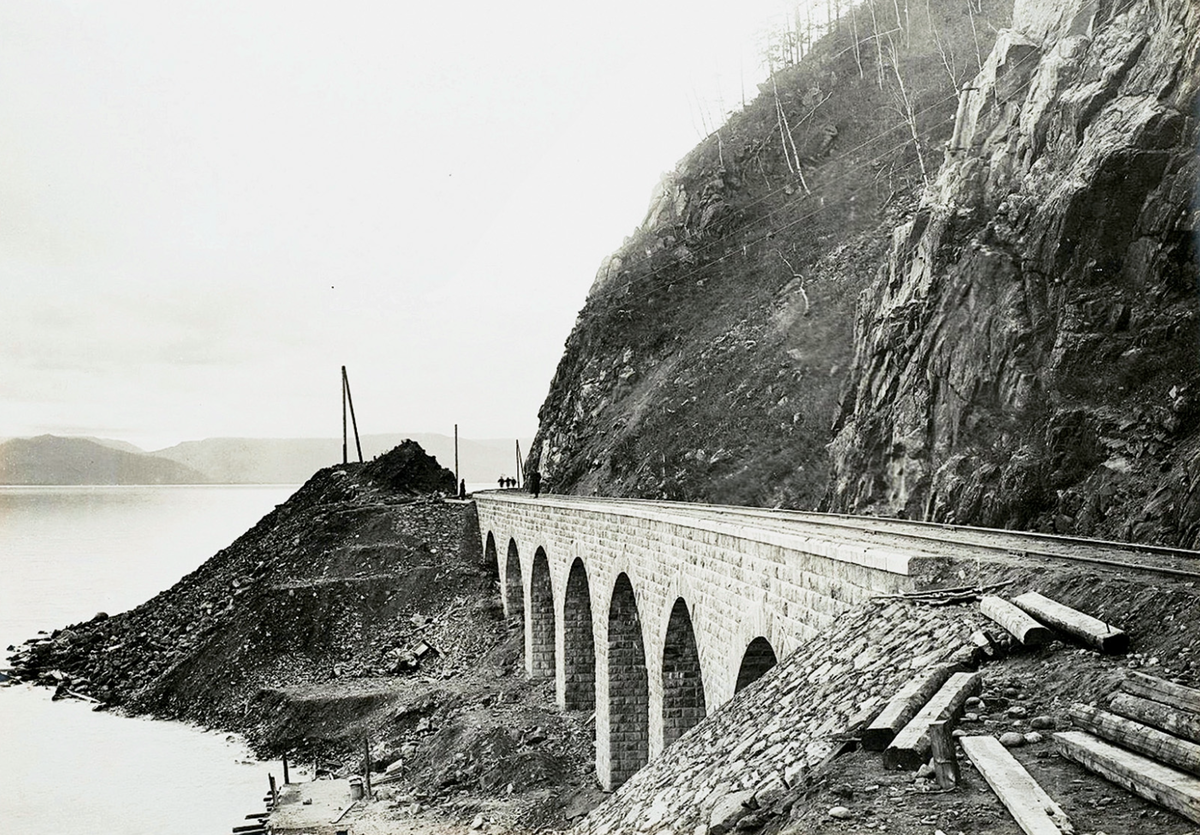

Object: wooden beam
[1121,670,1200,715]
[1108,691,1200,745]
[1011,591,1128,653]
[980,595,1052,647]
[959,735,1072,835]
[884,671,981,770]
[863,663,961,751]
[1055,730,1200,824]
[1069,703,1200,777]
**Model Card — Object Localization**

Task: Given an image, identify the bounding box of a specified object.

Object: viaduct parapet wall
[473,493,922,789]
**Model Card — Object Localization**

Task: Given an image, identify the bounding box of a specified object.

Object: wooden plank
[1011,591,1128,653]
[960,735,1072,835]
[1055,730,1200,824]
[884,671,981,770]
[863,663,961,751]
[1121,670,1200,715]
[1069,703,1200,777]
[1109,691,1200,745]
[980,595,1053,647]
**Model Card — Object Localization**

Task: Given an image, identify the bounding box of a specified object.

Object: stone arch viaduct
[474,493,928,790]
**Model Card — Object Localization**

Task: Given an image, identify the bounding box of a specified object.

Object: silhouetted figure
[498,476,505,489]
[459,479,466,499]
[528,469,541,498]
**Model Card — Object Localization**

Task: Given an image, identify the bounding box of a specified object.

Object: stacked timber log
[1056,671,1200,825]
[882,672,982,770]
[979,591,1127,654]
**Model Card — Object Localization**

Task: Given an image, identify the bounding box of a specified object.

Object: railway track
[481,492,1200,582]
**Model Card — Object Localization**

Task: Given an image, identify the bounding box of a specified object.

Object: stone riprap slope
[575,599,986,834]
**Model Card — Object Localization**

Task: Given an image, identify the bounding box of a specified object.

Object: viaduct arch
[475,493,919,790]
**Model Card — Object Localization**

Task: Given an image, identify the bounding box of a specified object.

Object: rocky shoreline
[4,442,600,830]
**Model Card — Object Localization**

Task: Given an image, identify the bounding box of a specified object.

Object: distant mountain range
[0,436,209,485]
[0,434,530,486]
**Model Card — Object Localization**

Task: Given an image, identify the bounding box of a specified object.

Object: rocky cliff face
[828,0,1200,547]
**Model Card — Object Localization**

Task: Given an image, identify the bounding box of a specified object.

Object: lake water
[0,485,299,835]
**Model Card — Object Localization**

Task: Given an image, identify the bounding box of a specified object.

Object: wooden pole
[1108,691,1200,745]
[864,663,961,751]
[980,595,1052,647]
[1011,591,1128,653]
[341,366,348,465]
[1056,730,1200,824]
[282,753,290,785]
[454,424,459,490]
[929,720,959,789]
[884,671,981,770]
[268,773,278,807]
[342,367,363,463]
[515,440,523,489]
[1121,669,1200,714]
[363,736,372,800]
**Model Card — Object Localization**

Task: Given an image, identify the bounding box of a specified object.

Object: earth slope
[5,441,597,830]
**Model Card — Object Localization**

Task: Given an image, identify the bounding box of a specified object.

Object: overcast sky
[1,1,796,450]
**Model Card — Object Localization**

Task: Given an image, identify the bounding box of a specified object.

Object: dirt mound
[364,439,457,495]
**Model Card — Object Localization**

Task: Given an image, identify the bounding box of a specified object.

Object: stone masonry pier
[473,493,927,790]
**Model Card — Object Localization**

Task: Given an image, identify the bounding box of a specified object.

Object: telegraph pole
[454,423,460,489]
[515,439,523,489]
[341,366,363,463]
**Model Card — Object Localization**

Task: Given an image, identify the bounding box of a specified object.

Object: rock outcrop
[828,0,1200,547]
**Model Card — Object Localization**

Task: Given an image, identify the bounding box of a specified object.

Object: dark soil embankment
[5,441,597,831]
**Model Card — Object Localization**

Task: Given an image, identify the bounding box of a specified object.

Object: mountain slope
[0,436,208,485]
[153,434,529,485]
[530,0,1015,508]
[529,0,1200,549]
